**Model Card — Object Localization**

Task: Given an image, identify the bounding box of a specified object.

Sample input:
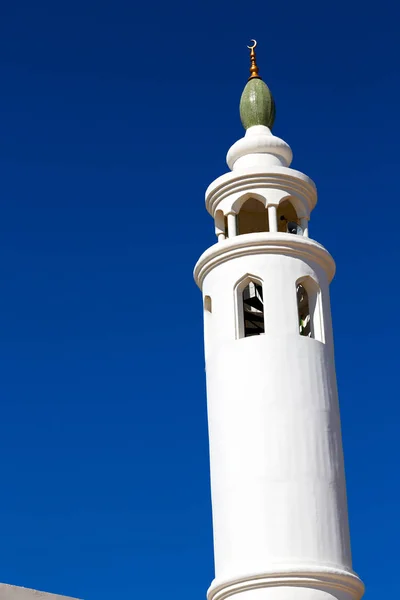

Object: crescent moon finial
[247,39,261,80]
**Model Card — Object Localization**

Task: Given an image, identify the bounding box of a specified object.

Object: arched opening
[296,277,324,342]
[297,284,311,337]
[278,199,301,234]
[242,281,264,338]
[237,197,269,235]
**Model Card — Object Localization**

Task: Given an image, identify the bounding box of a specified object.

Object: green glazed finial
[239,40,276,130]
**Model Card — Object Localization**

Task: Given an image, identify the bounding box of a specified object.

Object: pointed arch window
[242,281,264,337]
[297,284,311,337]
[296,277,324,342]
[237,198,269,235]
[278,198,302,235]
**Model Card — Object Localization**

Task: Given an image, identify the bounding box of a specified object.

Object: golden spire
[247,39,261,80]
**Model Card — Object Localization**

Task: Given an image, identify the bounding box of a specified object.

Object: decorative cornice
[194,233,335,289]
[208,566,364,600]
[205,168,316,217]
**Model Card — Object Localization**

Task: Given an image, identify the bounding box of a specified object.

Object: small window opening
[204,295,212,313]
[243,282,264,337]
[237,198,269,235]
[297,284,311,337]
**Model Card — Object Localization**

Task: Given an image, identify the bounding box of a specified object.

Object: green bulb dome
[239,78,276,130]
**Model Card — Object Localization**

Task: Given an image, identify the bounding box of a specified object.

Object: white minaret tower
[194,42,364,600]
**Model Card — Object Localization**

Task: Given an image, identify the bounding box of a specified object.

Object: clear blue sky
[0,1,397,598]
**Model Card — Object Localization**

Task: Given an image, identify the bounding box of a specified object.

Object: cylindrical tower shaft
[194,43,364,600]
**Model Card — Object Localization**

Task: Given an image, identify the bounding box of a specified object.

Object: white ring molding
[194,232,335,289]
[226,129,293,170]
[208,566,364,600]
[205,168,317,217]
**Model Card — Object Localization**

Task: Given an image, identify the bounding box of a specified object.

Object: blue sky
[0,1,398,598]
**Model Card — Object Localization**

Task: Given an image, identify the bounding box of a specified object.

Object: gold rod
[247,39,261,80]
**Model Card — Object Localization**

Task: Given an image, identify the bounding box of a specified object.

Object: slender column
[300,216,309,237]
[215,212,227,242]
[227,213,237,238]
[268,205,278,232]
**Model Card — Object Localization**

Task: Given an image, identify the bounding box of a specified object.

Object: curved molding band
[194,233,336,289]
[227,129,292,171]
[208,566,364,600]
[205,168,317,217]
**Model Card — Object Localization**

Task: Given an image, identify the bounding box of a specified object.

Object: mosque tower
[194,41,364,600]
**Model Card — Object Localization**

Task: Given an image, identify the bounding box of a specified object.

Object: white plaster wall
[196,235,362,600]
[207,335,350,574]
[0,585,79,600]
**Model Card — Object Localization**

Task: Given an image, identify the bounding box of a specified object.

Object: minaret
[194,41,364,600]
